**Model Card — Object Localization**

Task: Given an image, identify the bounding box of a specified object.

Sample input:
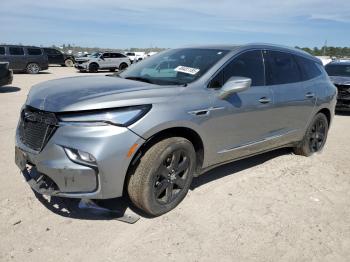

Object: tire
[26,63,40,74]
[119,63,128,71]
[64,59,74,67]
[127,137,196,216]
[88,63,99,73]
[293,113,329,156]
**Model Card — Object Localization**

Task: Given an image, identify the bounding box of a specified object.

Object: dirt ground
[0,67,349,262]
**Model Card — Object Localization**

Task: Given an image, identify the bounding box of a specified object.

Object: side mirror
[218,77,251,99]
[100,55,105,60]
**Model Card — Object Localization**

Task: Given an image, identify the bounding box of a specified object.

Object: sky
[1,0,350,49]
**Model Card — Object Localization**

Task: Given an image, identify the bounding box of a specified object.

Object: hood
[26,75,183,112]
[329,76,350,86]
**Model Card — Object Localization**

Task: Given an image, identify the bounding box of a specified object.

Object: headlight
[58,105,151,127]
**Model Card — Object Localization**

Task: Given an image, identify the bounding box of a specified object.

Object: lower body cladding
[75,64,88,70]
[15,124,144,199]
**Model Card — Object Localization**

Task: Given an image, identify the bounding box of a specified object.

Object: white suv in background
[125,52,147,63]
[75,52,131,73]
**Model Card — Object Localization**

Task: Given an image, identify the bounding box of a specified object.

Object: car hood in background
[26,75,182,112]
[329,76,350,86]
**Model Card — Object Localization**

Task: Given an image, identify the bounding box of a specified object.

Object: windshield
[119,48,229,85]
[90,52,102,58]
[325,64,350,77]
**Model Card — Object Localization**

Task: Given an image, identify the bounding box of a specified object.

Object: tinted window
[295,55,322,80]
[44,48,54,54]
[325,64,350,77]
[0,47,5,55]
[9,47,24,55]
[209,50,264,88]
[264,51,302,85]
[27,48,42,55]
[111,53,126,58]
[103,53,111,58]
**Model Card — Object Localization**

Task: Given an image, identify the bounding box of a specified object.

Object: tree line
[296,46,350,57]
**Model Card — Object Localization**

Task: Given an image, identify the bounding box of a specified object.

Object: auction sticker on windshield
[175,66,200,75]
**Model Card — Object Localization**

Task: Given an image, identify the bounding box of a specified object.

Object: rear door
[110,53,123,68]
[8,46,26,70]
[263,50,316,143]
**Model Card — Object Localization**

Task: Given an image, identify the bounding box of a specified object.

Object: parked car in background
[75,52,130,73]
[325,61,350,111]
[0,62,13,86]
[15,44,336,216]
[125,52,146,63]
[43,48,75,67]
[0,45,48,74]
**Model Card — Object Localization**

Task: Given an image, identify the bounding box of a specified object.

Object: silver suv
[15,44,337,216]
[75,52,130,73]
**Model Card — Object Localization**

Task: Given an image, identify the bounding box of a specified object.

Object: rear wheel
[127,137,196,216]
[64,59,74,67]
[88,63,99,73]
[26,63,40,74]
[293,113,329,156]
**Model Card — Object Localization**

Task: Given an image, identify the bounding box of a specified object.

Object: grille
[335,84,350,99]
[18,108,58,151]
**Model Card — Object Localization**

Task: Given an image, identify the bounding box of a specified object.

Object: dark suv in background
[43,48,75,67]
[0,45,49,74]
[325,61,350,111]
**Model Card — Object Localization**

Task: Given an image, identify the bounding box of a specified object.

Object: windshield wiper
[124,76,153,84]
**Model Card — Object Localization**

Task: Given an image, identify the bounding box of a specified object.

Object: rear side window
[9,47,24,55]
[111,53,126,58]
[27,48,42,55]
[295,55,322,80]
[264,51,302,85]
[210,50,265,88]
[0,47,5,55]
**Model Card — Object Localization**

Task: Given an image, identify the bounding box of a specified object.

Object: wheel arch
[124,126,205,193]
[317,108,331,126]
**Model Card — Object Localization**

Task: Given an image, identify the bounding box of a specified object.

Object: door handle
[305,92,315,98]
[259,97,271,104]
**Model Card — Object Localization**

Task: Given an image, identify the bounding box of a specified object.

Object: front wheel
[26,63,40,74]
[88,63,99,73]
[127,137,196,216]
[293,113,329,156]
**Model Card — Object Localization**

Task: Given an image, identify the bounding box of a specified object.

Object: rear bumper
[0,70,13,86]
[15,123,144,199]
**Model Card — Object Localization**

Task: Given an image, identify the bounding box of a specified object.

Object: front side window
[0,47,5,55]
[27,48,42,55]
[103,53,111,58]
[264,50,302,85]
[209,50,265,88]
[9,47,24,56]
[119,48,229,86]
[325,64,350,77]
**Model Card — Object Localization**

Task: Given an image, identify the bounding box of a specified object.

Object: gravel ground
[0,67,349,262]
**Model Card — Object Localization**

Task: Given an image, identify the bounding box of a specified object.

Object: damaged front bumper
[15,123,144,199]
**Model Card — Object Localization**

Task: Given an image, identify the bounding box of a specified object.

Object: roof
[181,43,320,63]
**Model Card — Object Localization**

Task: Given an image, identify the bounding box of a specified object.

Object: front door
[202,50,277,166]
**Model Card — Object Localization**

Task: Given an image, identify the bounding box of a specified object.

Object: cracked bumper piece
[15,124,144,199]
